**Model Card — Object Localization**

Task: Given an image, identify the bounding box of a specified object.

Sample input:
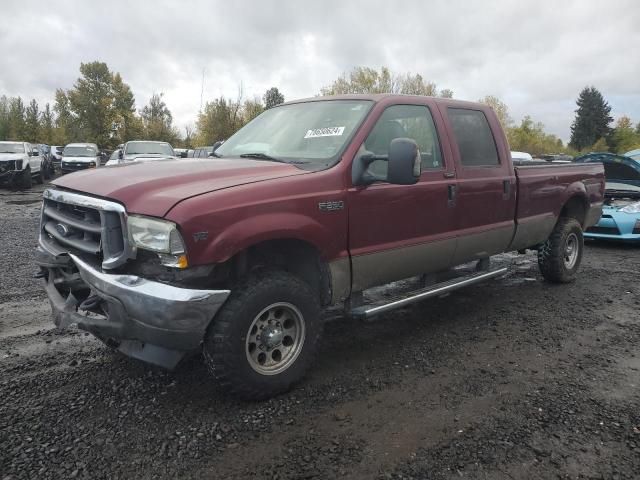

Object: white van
[61,143,100,174]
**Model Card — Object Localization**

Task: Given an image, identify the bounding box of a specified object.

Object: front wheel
[34,167,44,184]
[203,270,322,400]
[19,168,32,189]
[538,217,584,283]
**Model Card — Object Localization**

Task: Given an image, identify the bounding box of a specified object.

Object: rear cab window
[447,108,499,167]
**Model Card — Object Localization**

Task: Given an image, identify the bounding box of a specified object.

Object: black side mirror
[352,138,421,186]
[118,150,123,159]
[387,138,421,185]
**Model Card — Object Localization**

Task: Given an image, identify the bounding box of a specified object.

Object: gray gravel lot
[1,180,639,479]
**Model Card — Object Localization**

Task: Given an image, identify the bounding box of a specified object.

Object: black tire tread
[203,269,322,401]
[538,217,583,283]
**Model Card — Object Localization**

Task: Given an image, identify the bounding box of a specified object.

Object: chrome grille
[40,189,134,269]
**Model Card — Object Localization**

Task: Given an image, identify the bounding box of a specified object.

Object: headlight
[15,160,22,169]
[127,215,188,268]
[621,202,640,214]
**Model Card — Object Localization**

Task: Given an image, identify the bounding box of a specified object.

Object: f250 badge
[318,201,344,212]
[193,232,208,242]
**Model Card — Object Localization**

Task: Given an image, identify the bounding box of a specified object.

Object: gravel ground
[1,180,639,480]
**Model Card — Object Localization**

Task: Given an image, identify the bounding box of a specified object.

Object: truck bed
[509,162,605,250]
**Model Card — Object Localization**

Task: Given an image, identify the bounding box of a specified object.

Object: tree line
[1,62,638,157]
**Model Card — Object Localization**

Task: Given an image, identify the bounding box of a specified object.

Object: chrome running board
[350,267,508,320]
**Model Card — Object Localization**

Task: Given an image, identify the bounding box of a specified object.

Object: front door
[347,102,458,291]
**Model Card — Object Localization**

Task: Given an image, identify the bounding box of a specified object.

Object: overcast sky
[2,0,639,142]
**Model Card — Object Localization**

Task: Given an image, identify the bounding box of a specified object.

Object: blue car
[574,152,640,243]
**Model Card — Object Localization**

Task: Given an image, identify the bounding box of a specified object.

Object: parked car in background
[50,146,64,170]
[192,142,223,158]
[105,140,177,166]
[575,152,640,243]
[36,94,604,399]
[624,149,640,161]
[173,148,189,158]
[511,151,533,162]
[34,144,54,179]
[0,141,44,188]
[61,143,100,174]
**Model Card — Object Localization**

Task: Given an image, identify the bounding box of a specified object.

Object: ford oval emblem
[55,223,69,237]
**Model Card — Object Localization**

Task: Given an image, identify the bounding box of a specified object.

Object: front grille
[62,162,91,171]
[587,226,620,235]
[40,189,133,269]
[0,160,17,173]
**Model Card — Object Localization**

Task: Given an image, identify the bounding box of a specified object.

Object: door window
[447,108,499,166]
[363,105,443,177]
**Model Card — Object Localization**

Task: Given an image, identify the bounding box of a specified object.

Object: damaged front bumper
[37,249,230,369]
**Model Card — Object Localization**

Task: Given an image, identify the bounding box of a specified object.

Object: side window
[363,104,443,176]
[447,108,499,166]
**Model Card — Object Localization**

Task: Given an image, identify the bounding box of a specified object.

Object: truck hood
[52,158,308,217]
[0,153,24,161]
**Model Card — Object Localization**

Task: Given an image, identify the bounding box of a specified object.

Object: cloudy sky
[2,0,639,142]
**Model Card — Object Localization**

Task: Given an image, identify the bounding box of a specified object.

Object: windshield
[125,142,174,156]
[215,100,372,165]
[63,146,97,157]
[0,142,25,154]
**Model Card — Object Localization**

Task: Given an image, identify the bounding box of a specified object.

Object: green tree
[439,88,454,99]
[53,88,73,144]
[112,72,142,144]
[40,103,55,145]
[7,97,26,140]
[24,99,40,143]
[140,93,179,143]
[610,116,640,154]
[66,61,115,146]
[478,95,512,129]
[320,66,449,98]
[507,116,565,156]
[263,87,284,109]
[195,97,242,145]
[243,97,264,122]
[0,96,10,140]
[569,86,612,150]
[398,73,437,96]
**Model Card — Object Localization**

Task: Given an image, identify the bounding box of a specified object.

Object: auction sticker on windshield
[304,126,345,138]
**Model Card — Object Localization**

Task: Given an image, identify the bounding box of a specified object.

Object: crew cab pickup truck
[35,95,604,399]
[0,141,45,188]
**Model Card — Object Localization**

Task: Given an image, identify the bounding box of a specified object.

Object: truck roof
[283,93,487,110]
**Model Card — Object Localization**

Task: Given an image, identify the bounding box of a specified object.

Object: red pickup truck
[36,94,604,399]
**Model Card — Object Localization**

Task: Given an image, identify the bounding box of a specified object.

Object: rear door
[440,107,516,264]
[347,101,458,291]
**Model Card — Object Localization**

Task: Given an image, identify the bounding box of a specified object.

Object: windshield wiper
[239,153,307,164]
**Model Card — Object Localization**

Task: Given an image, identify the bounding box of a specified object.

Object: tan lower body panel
[509,214,557,251]
[328,257,351,304]
[351,237,457,292]
[451,224,515,265]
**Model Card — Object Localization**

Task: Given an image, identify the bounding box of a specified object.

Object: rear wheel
[538,217,584,283]
[203,270,322,400]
